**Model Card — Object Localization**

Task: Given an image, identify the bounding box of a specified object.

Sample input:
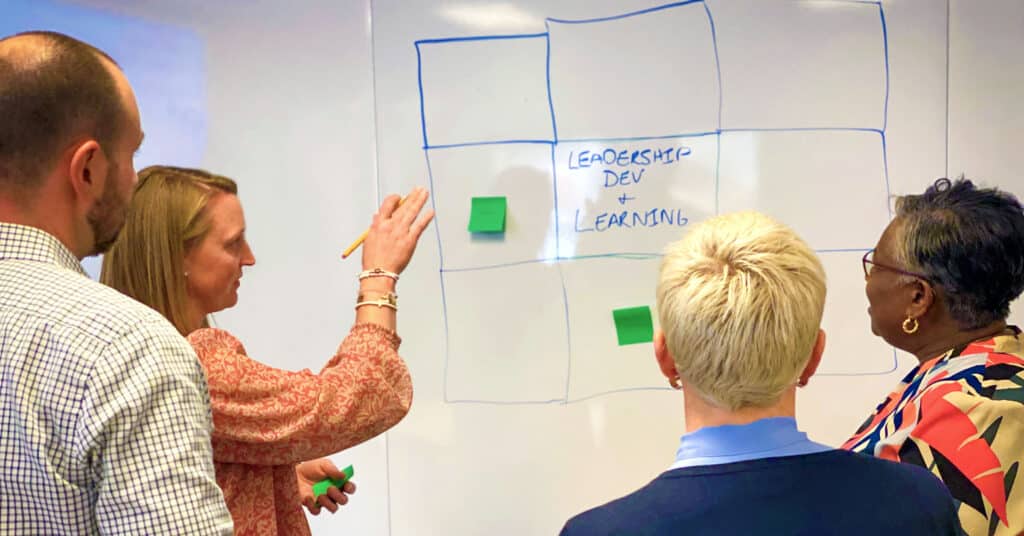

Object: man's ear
[67,139,108,206]
[654,330,678,381]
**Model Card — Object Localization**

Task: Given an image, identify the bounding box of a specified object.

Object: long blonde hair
[101,165,238,335]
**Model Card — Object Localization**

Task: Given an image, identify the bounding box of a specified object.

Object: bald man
[0,31,232,534]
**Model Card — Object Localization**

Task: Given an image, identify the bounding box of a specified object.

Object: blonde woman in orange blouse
[101,165,434,535]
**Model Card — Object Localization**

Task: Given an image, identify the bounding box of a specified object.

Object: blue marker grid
[415,0,896,404]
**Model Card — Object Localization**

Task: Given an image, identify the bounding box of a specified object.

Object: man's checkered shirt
[0,223,233,534]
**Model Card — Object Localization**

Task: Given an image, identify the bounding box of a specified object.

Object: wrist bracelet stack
[356,267,399,310]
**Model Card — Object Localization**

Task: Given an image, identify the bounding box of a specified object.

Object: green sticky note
[468,196,507,233]
[612,306,654,345]
[312,464,354,498]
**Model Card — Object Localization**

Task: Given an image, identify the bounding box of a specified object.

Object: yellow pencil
[341,229,370,259]
[341,196,407,259]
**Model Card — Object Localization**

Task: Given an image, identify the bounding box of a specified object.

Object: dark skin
[866,217,1008,364]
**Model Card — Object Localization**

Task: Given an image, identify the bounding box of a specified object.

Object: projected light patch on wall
[2,0,208,278]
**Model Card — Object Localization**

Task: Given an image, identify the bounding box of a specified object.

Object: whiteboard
[20,0,1024,534]
[375,1,1023,534]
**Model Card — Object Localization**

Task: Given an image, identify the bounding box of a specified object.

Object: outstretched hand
[361,187,434,274]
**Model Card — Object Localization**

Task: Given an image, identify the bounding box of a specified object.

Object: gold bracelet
[355,291,397,310]
[355,300,397,310]
[357,291,397,303]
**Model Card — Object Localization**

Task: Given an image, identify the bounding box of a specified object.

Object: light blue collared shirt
[669,416,832,470]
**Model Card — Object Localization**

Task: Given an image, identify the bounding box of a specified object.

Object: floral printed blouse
[188,323,413,535]
[844,328,1024,535]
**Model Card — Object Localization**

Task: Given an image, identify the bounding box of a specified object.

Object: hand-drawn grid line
[415,0,895,405]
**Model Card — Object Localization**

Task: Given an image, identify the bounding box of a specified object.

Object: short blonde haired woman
[102,165,433,535]
[561,212,959,535]
[655,211,828,410]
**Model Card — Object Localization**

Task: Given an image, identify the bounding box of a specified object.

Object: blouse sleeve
[189,323,413,466]
[903,387,1024,535]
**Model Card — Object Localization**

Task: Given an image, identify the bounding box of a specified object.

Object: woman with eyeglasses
[843,177,1024,534]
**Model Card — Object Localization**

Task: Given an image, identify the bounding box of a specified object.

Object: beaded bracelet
[358,267,399,281]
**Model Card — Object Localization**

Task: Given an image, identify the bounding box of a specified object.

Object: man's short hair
[656,212,827,411]
[0,31,125,191]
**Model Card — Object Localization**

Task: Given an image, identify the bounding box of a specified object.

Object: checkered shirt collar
[0,222,87,276]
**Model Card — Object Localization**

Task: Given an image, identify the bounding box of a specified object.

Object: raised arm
[193,323,412,465]
[353,187,433,332]
[198,187,434,466]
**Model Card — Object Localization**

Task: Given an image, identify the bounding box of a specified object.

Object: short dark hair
[0,31,125,191]
[895,177,1024,329]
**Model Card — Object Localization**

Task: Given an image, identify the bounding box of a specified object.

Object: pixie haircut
[893,177,1024,330]
[656,212,826,410]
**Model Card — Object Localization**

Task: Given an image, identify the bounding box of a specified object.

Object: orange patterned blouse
[187,323,413,535]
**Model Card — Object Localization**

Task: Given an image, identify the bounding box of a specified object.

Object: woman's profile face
[865,219,915,350]
[183,193,255,316]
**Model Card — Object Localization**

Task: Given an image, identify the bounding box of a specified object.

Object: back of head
[101,165,237,335]
[0,31,124,195]
[656,212,826,411]
[894,177,1024,330]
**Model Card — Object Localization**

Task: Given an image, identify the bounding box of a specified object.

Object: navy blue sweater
[561,450,959,535]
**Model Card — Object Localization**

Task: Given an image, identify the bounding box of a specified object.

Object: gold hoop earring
[669,376,682,390]
[902,317,919,334]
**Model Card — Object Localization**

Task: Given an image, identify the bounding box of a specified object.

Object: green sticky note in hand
[312,464,354,499]
[613,306,654,345]
[468,196,507,233]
